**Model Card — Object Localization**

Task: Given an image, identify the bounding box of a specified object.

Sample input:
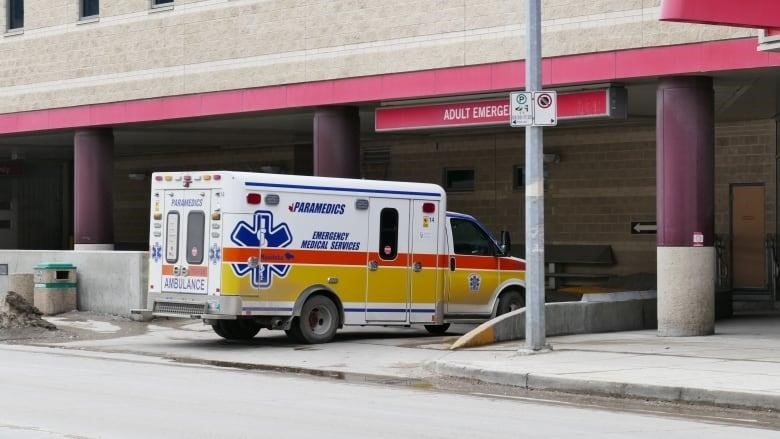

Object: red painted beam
[2,38,780,135]
[660,0,780,29]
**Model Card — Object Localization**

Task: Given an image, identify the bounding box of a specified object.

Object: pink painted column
[313,107,360,178]
[74,128,114,250]
[656,76,715,336]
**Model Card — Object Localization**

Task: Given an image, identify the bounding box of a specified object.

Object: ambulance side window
[451,218,495,256]
[165,212,180,263]
[186,211,205,264]
[379,208,398,260]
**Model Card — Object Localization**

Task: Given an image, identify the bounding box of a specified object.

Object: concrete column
[313,107,360,178]
[74,128,114,250]
[656,77,715,336]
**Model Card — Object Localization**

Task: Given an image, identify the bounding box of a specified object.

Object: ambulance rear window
[186,211,205,264]
[165,212,179,263]
[379,208,398,260]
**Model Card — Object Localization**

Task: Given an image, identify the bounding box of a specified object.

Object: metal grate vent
[362,146,391,165]
[153,301,207,316]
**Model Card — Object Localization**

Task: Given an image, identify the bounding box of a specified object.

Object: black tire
[497,290,525,316]
[284,319,305,343]
[424,323,451,335]
[211,319,261,340]
[293,295,339,344]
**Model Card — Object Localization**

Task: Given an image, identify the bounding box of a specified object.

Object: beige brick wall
[113,144,296,245]
[360,119,776,277]
[0,0,754,115]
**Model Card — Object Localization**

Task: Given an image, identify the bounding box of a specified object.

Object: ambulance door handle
[181,266,188,277]
[413,262,422,272]
[247,256,259,268]
[368,261,378,271]
[173,266,181,276]
[449,257,456,271]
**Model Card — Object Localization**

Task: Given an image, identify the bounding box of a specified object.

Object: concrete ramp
[451,296,657,350]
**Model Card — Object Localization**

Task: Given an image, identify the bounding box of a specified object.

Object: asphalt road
[0,347,778,439]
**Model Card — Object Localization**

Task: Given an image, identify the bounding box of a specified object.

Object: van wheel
[424,324,451,335]
[284,320,304,343]
[293,295,339,344]
[211,320,261,340]
[497,290,525,316]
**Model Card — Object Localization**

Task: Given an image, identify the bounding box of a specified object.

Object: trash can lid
[34,262,76,269]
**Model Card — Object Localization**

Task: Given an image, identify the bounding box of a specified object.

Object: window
[443,168,475,192]
[451,218,496,256]
[81,0,99,18]
[186,211,205,264]
[152,0,173,6]
[165,212,180,263]
[513,165,524,190]
[378,208,398,260]
[7,0,23,30]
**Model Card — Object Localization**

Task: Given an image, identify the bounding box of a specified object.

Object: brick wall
[113,144,295,246]
[363,119,776,276]
[0,0,752,114]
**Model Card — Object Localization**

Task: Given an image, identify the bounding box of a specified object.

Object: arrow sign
[631,221,657,234]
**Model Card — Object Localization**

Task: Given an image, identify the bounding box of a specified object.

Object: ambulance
[145,171,526,343]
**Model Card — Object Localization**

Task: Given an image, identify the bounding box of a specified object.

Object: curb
[427,360,780,412]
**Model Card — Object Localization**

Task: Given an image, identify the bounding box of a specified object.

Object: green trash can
[33,263,77,316]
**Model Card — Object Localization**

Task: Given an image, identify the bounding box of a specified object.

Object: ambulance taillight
[246,193,262,204]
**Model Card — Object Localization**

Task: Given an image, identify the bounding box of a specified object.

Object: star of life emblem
[208,243,221,265]
[151,242,162,263]
[230,211,293,288]
[468,273,481,292]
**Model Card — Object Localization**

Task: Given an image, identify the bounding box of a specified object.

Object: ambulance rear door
[161,189,211,295]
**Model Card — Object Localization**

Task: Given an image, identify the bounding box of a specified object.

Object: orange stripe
[499,258,526,271]
[453,255,500,270]
[161,264,208,276]
[188,266,208,277]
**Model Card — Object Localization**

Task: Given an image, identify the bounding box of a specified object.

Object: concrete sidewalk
[430,313,780,411]
[6,311,780,412]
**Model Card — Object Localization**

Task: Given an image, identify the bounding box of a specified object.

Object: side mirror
[500,230,511,255]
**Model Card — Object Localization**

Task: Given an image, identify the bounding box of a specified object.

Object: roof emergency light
[423,202,436,213]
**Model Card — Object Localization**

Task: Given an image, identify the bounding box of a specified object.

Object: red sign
[375,88,623,132]
[0,160,23,177]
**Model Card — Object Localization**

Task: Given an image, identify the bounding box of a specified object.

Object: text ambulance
[145,171,526,343]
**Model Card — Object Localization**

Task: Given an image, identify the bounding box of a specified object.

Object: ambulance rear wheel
[497,290,525,315]
[424,324,451,335]
[212,319,261,340]
[295,295,339,344]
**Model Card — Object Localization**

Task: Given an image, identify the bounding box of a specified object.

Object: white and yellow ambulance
[145,171,526,343]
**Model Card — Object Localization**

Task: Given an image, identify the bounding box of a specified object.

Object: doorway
[731,184,766,289]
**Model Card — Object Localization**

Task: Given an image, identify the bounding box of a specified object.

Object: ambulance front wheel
[211,319,261,340]
[497,289,525,315]
[424,324,451,335]
[290,295,339,344]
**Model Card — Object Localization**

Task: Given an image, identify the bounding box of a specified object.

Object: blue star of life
[151,242,162,263]
[230,210,293,288]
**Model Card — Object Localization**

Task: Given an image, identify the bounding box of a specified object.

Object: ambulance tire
[497,290,525,316]
[212,319,261,340]
[295,295,339,344]
[284,324,304,343]
[424,324,451,335]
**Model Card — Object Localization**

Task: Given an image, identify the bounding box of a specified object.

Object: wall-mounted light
[542,153,561,164]
[127,172,148,181]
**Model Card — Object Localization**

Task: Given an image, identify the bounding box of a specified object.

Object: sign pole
[524,0,547,351]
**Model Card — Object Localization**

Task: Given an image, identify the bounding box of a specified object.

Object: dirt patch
[0,291,57,331]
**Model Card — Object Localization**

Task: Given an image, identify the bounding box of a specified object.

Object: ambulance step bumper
[152,301,207,318]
